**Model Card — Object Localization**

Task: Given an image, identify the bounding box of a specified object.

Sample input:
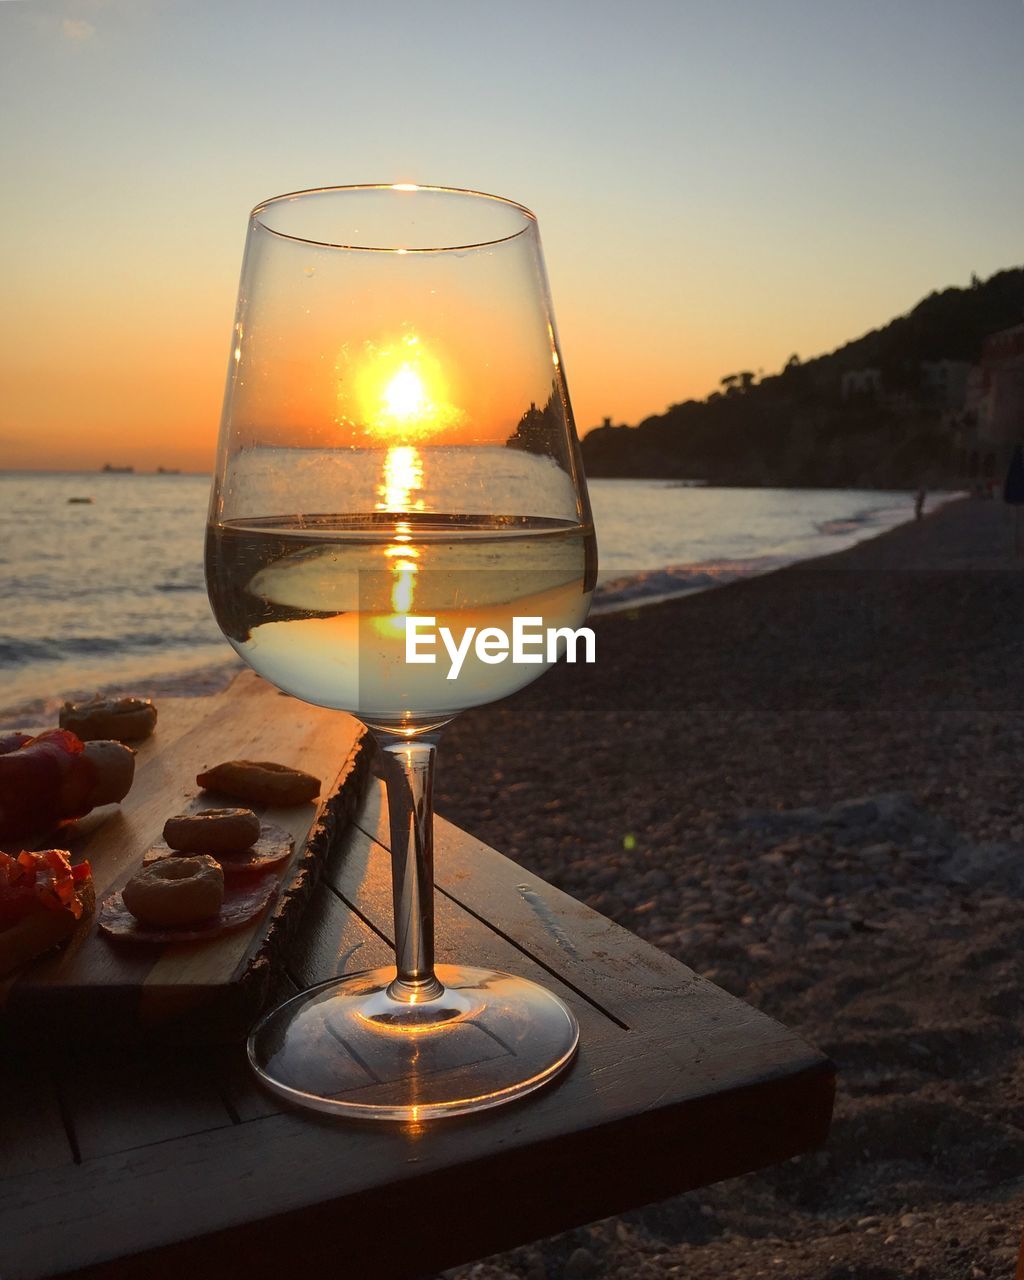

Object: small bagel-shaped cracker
[60,696,157,743]
[196,760,320,807]
[121,855,224,927]
[162,807,260,854]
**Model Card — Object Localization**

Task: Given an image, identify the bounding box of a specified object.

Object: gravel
[437,498,1024,1280]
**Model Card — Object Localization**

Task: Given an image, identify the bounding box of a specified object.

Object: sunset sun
[345,331,465,441]
[382,367,426,419]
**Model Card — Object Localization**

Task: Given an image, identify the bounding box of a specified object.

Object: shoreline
[0,486,943,723]
[0,657,243,727]
[592,489,965,617]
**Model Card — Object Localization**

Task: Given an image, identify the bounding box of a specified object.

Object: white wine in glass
[206,185,596,1120]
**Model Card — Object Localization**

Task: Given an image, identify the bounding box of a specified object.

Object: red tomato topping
[0,849,84,926]
[30,730,84,757]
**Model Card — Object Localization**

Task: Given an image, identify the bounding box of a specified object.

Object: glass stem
[373,729,445,1004]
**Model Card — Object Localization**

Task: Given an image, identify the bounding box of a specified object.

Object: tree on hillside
[580,265,1024,486]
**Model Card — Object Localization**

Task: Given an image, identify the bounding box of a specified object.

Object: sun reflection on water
[376,444,425,618]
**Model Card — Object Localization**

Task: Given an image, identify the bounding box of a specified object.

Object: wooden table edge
[11,1053,834,1280]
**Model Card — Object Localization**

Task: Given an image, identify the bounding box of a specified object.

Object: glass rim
[250,183,537,254]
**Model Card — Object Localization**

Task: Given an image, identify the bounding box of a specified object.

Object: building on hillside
[963,365,987,422]
[953,322,1024,482]
[921,360,970,411]
[978,323,1024,442]
[840,368,882,400]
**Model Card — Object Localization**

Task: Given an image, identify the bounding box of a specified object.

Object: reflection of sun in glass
[376,445,424,617]
[390,562,416,615]
[344,331,464,441]
[383,368,426,419]
[377,444,424,513]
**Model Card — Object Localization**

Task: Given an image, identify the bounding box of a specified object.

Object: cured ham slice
[142,822,294,875]
[98,871,278,944]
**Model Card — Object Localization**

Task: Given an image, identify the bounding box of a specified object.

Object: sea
[0,470,934,715]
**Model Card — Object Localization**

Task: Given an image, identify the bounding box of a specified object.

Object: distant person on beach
[1002,444,1024,558]
[914,487,926,520]
[1003,445,1024,505]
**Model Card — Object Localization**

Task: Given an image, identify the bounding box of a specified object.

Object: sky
[1,0,1023,472]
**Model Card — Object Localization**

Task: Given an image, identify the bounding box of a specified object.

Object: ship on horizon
[100,463,134,473]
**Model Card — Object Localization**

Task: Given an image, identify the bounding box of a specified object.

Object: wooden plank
[0,1062,75,1179]
[257,786,832,1114]
[356,780,816,1073]
[326,811,629,1026]
[212,971,302,1124]
[0,992,832,1276]
[286,879,394,990]
[215,883,395,1123]
[0,672,371,1043]
[224,819,599,1125]
[352,793,831,1093]
[60,1046,235,1162]
[0,1020,831,1280]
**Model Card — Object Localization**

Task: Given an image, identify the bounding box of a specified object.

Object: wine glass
[206,184,596,1120]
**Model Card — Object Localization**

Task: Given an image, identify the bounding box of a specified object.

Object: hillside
[581,267,1024,487]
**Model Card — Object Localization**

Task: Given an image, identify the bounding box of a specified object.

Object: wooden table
[0,678,834,1280]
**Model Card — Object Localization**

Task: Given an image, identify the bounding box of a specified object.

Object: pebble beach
[437,497,1024,1280]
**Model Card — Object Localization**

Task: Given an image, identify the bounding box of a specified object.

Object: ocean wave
[816,516,871,535]
[0,576,155,604]
[815,506,890,536]
[593,557,790,613]
[1,574,55,596]
[0,637,63,664]
[590,496,940,615]
[0,629,209,666]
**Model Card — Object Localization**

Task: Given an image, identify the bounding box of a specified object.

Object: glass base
[248,964,580,1121]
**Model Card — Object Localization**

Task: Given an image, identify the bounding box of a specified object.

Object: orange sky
[3,1,1023,472]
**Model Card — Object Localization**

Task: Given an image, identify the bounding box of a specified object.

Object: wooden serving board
[0,671,371,1044]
